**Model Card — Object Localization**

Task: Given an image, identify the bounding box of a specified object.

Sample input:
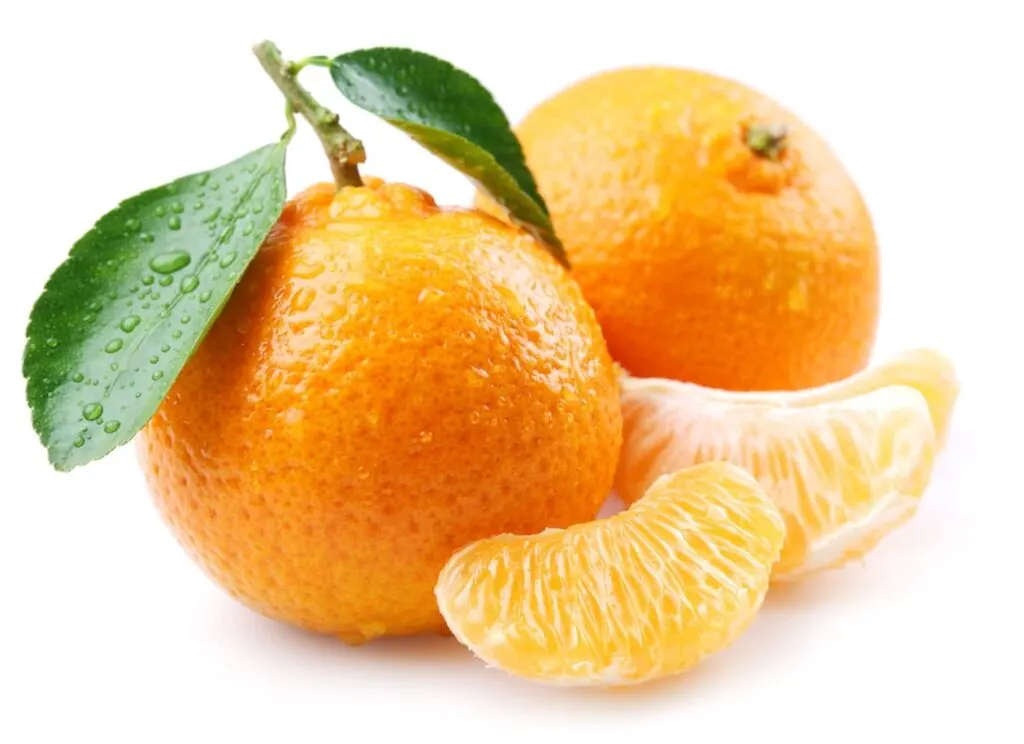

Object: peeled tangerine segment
[616,349,956,579]
[435,462,785,686]
[698,348,959,446]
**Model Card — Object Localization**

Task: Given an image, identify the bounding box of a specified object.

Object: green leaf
[329,48,568,268]
[23,142,289,471]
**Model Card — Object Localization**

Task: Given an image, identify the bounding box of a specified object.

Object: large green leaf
[330,48,567,267]
[23,142,288,471]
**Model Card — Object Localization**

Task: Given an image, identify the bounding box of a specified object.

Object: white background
[1,1,1021,741]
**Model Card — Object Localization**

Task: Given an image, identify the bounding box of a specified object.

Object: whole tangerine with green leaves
[23,43,621,641]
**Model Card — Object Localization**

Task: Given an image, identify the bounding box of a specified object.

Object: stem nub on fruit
[253,40,364,188]
[745,123,788,161]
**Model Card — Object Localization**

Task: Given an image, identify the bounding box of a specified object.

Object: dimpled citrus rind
[138,179,622,641]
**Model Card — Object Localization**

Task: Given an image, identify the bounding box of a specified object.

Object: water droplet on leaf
[149,250,192,274]
[180,275,199,293]
[82,402,103,421]
[120,315,141,332]
[103,420,121,433]
[104,339,123,353]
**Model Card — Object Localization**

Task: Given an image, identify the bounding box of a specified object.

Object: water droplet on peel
[103,420,121,433]
[73,435,85,448]
[357,466,370,480]
[168,215,182,230]
[149,250,192,274]
[45,338,58,348]
[82,402,103,421]
[199,290,212,303]
[120,315,141,332]
[417,287,446,304]
[104,339,123,353]
[171,329,183,339]
[158,275,173,287]
[219,251,237,268]
[292,259,325,279]
[180,275,199,293]
[152,370,165,381]
[290,286,317,312]
[141,275,154,286]
[72,372,85,383]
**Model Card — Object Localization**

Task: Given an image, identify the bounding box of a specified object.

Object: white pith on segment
[435,462,784,686]
[616,379,937,577]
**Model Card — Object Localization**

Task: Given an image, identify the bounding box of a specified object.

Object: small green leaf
[329,48,568,268]
[23,142,289,471]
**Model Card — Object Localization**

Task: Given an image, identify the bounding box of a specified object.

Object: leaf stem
[253,41,364,188]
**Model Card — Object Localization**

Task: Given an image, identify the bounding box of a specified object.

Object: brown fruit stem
[253,40,364,188]
[745,123,788,161]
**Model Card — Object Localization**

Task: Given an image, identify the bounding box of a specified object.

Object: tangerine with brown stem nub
[478,66,880,391]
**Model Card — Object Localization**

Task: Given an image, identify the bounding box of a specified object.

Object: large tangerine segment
[435,461,784,686]
[617,376,938,579]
